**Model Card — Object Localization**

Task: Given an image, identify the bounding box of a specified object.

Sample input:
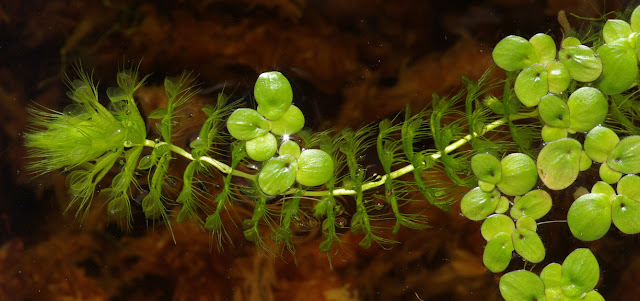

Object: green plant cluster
[23,4,640,300]
[457,5,640,300]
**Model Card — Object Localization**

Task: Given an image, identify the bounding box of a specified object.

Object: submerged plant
[24,4,640,300]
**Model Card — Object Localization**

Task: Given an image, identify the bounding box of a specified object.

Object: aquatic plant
[24,4,640,300]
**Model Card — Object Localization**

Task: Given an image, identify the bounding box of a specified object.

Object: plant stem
[140,110,537,197]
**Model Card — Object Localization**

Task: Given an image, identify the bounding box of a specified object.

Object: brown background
[1,0,639,300]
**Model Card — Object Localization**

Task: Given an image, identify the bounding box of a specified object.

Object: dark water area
[1,1,639,300]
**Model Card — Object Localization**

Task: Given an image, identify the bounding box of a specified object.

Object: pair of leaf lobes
[493,33,602,107]
[500,248,602,301]
[226,71,334,195]
[568,175,640,242]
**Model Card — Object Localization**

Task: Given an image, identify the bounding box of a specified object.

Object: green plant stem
[142,139,256,180]
[140,110,537,197]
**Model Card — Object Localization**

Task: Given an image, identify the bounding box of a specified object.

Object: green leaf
[561,248,600,297]
[296,149,334,187]
[567,87,608,133]
[537,138,582,190]
[562,37,581,47]
[579,151,592,171]
[612,194,640,234]
[147,108,167,120]
[471,153,502,184]
[226,108,270,140]
[254,71,293,120]
[278,140,301,158]
[607,135,640,174]
[568,193,611,241]
[246,132,277,161]
[603,19,632,43]
[541,125,568,143]
[461,187,500,221]
[269,104,305,136]
[497,153,538,196]
[512,228,545,263]
[584,126,619,163]
[481,213,515,240]
[597,40,638,95]
[538,94,570,128]
[565,291,605,301]
[617,174,640,201]
[495,196,510,214]
[599,162,623,184]
[106,87,128,102]
[540,263,562,290]
[510,189,552,220]
[258,155,298,195]
[514,64,548,107]
[516,216,537,231]
[530,33,557,65]
[547,61,571,93]
[499,270,546,301]
[591,181,615,196]
[559,45,602,82]
[492,35,538,71]
[632,6,640,32]
[483,232,514,273]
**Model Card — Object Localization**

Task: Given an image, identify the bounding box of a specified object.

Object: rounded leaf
[547,61,571,93]
[561,248,600,297]
[612,194,640,234]
[591,181,615,196]
[296,149,334,187]
[603,19,632,43]
[516,216,537,231]
[540,263,562,290]
[481,213,515,241]
[510,189,552,220]
[478,179,495,192]
[471,153,502,184]
[499,270,546,301]
[597,40,638,95]
[579,151,592,171]
[599,162,623,184]
[497,153,538,196]
[254,71,293,120]
[514,64,548,107]
[483,232,514,273]
[537,138,582,190]
[607,135,640,174]
[530,33,557,65]
[559,45,603,82]
[269,104,305,136]
[461,187,500,221]
[492,35,538,71]
[584,126,619,163]
[562,37,581,47]
[258,155,298,195]
[246,132,277,161]
[568,193,611,241]
[227,108,270,140]
[567,87,608,133]
[541,125,568,143]
[539,94,570,128]
[278,140,301,158]
[618,174,640,201]
[632,5,640,32]
[512,228,545,263]
[495,195,510,214]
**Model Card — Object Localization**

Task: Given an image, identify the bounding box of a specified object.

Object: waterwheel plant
[23,4,640,300]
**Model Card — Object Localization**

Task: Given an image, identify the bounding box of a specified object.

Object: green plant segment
[24,4,640,300]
